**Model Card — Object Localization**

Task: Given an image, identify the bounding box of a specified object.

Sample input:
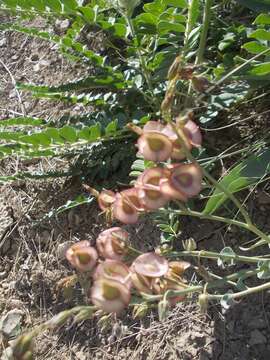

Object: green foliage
[204,148,270,215]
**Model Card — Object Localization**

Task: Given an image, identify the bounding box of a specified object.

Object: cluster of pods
[98,118,203,224]
[66,118,202,314]
[66,227,190,314]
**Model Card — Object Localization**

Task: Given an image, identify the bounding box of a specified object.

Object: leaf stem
[195,0,212,65]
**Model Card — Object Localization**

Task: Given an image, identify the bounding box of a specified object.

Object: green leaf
[254,13,270,25]
[157,20,185,34]
[257,260,270,279]
[249,29,270,41]
[163,0,187,7]
[204,148,270,214]
[0,117,44,127]
[59,126,78,142]
[242,41,269,54]
[217,247,236,268]
[249,62,270,75]
[105,120,118,135]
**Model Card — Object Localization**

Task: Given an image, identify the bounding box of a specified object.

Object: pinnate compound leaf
[203,148,270,215]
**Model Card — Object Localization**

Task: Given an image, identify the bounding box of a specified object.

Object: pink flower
[137,132,173,162]
[98,190,116,211]
[160,163,202,201]
[66,241,98,272]
[113,188,143,224]
[135,168,170,210]
[132,252,169,278]
[94,259,132,289]
[91,278,131,314]
[96,227,129,260]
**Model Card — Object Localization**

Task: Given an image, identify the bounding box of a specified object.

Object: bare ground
[1,16,270,360]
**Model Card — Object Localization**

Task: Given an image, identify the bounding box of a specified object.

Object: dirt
[1,15,270,360]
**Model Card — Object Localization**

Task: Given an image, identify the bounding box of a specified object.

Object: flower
[160,163,202,201]
[113,188,143,224]
[91,278,131,314]
[96,227,129,260]
[94,259,132,289]
[132,252,169,278]
[66,241,98,272]
[135,168,170,210]
[137,132,173,162]
[98,190,116,211]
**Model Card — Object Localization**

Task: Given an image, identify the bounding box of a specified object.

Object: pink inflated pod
[132,252,169,278]
[135,168,170,210]
[162,123,192,160]
[182,120,202,148]
[143,121,165,133]
[130,271,155,294]
[96,227,129,260]
[137,131,173,162]
[160,163,202,201]
[113,188,143,224]
[91,278,131,314]
[98,190,116,211]
[94,260,132,290]
[66,241,98,272]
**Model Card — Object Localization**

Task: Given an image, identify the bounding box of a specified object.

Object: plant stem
[144,268,259,302]
[207,281,270,301]
[124,15,158,108]
[160,207,270,244]
[195,0,212,65]
[168,250,270,264]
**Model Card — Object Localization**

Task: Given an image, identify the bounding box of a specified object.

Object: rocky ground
[1,14,270,360]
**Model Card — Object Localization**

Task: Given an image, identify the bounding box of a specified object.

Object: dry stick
[0,57,26,115]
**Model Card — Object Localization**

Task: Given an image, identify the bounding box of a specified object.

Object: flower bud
[191,76,210,92]
[158,299,170,321]
[183,238,197,251]
[66,241,98,272]
[96,227,129,260]
[98,190,116,211]
[167,56,182,80]
[198,293,209,314]
[132,303,149,319]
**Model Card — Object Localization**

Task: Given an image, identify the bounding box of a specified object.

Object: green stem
[184,0,198,47]
[124,15,158,108]
[161,208,270,244]
[195,0,212,65]
[168,250,270,264]
[144,268,259,302]
[207,281,270,301]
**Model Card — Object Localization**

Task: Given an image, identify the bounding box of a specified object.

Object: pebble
[0,38,7,47]
[249,329,267,346]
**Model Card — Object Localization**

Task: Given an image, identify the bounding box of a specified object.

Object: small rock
[249,329,267,346]
[0,309,24,339]
[0,38,7,47]
[55,19,70,32]
[33,63,40,72]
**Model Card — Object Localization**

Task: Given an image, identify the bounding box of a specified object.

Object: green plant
[2,1,270,358]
